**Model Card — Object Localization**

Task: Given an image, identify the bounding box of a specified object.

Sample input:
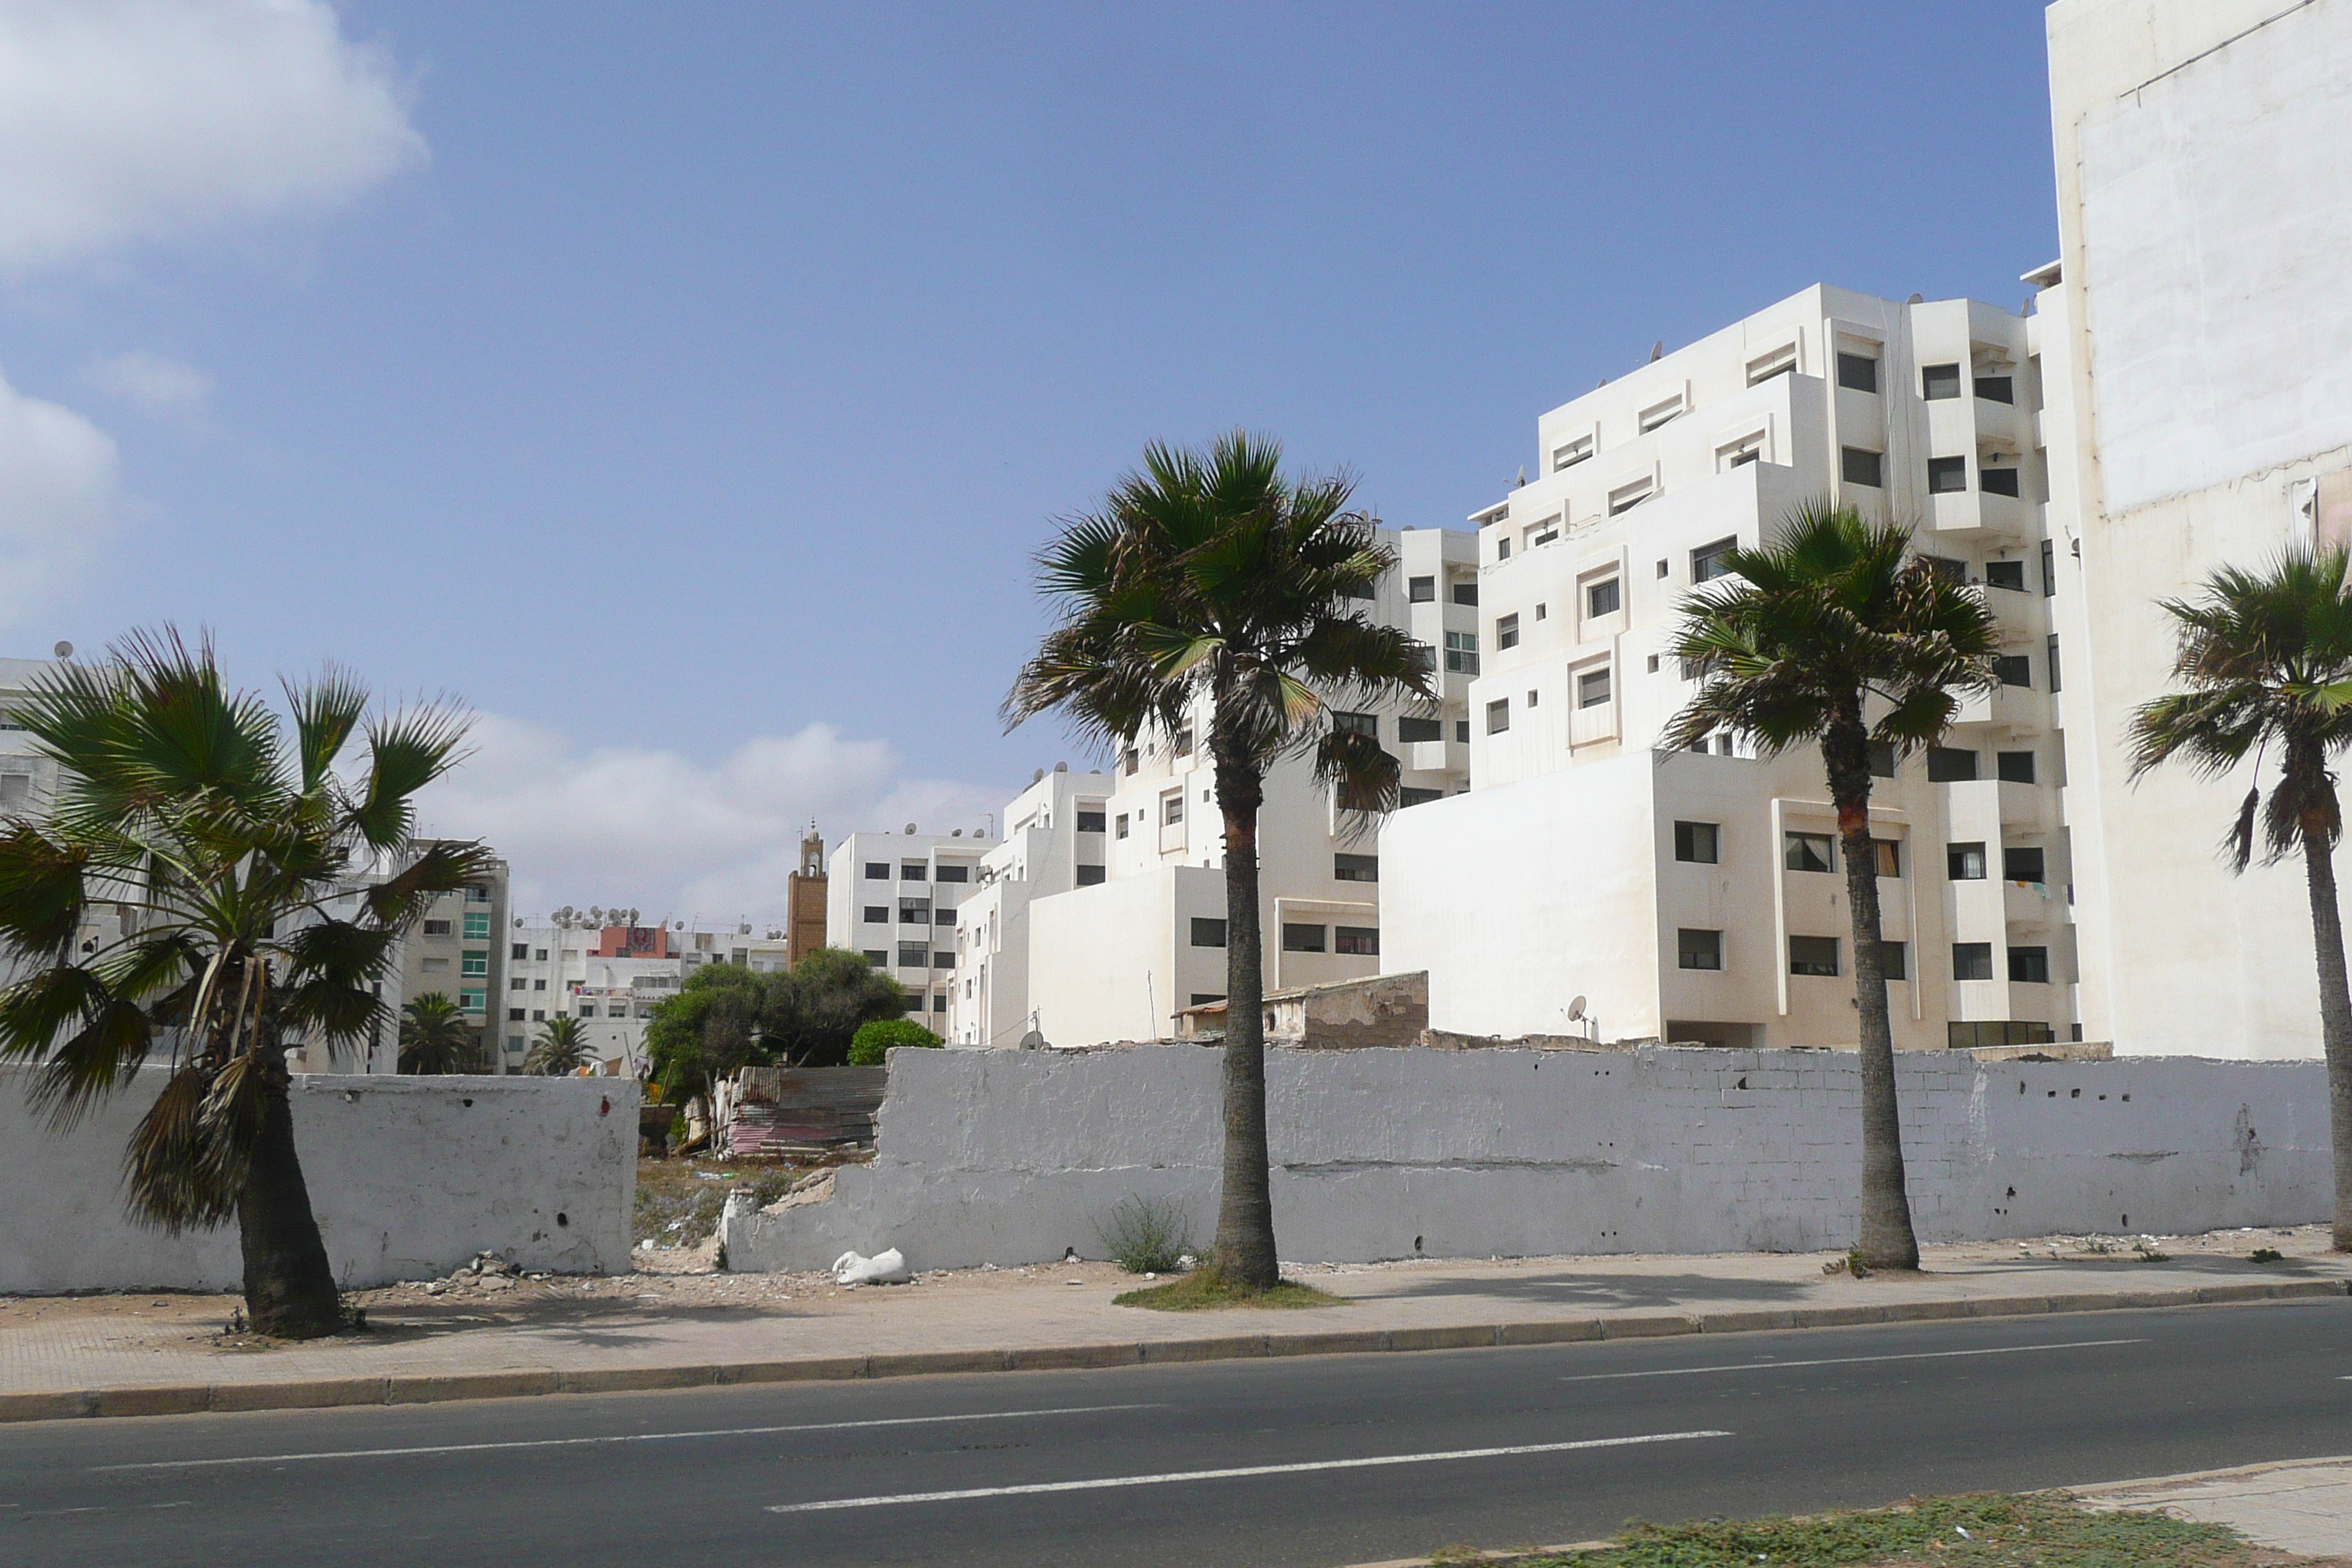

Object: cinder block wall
[0,1069,638,1294]
[721,1045,2328,1271]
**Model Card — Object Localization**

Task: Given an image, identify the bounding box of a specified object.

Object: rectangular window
[529,1008,545,1022]
[1341,576,1374,601]
[1927,746,1979,783]
[1553,434,1594,470]
[1784,832,1834,874]
[934,906,955,924]
[1162,793,1184,825]
[1486,698,1510,734]
[1927,456,1969,494]
[1997,750,2037,784]
[864,862,889,880]
[1496,614,1520,650]
[1577,668,1613,709]
[1673,821,1719,864]
[2047,634,2062,693]
[1677,928,1722,971]
[1920,554,1967,584]
[1398,715,1443,744]
[900,900,930,924]
[862,949,886,966]
[1172,728,1194,756]
[1281,923,1327,953]
[935,863,970,881]
[1585,578,1621,618]
[534,979,547,991]
[1746,344,1798,383]
[1333,853,1379,883]
[1880,940,1908,981]
[1637,396,1684,433]
[1868,742,1897,779]
[419,956,451,972]
[510,976,527,990]
[1189,993,1225,1007]
[535,949,547,961]
[863,905,888,924]
[1444,630,1480,675]
[464,886,491,904]
[463,912,491,940]
[1455,720,1469,744]
[1607,478,1655,515]
[897,941,929,967]
[901,862,927,881]
[1976,374,2014,404]
[2009,946,2050,983]
[1333,710,1378,738]
[1691,537,1737,582]
[1409,575,1436,603]
[1836,352,1880,393]
[1980,467,2021,499]
[1452,581,1478,606]
[421,919,451,936]
[460,952,488,978]
[1952,943,1994,982]
[1075,864,1107,886]
[1399,786,1444,807]
[1923,363,1962,400]
[1717,434,1763,470]
[1335,926,1379,956]
[2004,845,2046,882]
[578,1004,597,1019]
[1115,813,1130,839]
[510,942,529,960]
[508,1008,525,1022]
[1190,917,1226,949]
[1788,935,1840,977]
[1873,839,1901,878]
[932,951,955,969]
[1840,446,1884,487]
[2040,539,2057,597]
[458,989,486,1012]
[1947,842,1987,881]
[1496,537,1511,561]
[1985,559,2027,591]
[1121,747,1139,776]
[1994,655,2032,688]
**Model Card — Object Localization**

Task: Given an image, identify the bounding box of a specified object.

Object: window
[1191,917,1227,948]
[902,862,927,881]
[2008,946,2051,983]
[1607,478,1655,515]
[1746,344,1797,383]
[1788,936,1840,976]
[529,1008,546,1022]
[935,863,970,881]
[1452,581,1478,606]
[1919,554,1967,584]
[1496,614,1520,650]
[1485,698,1510,734]
[421,919,451,936]
[2047,634,2062,693]
[1496,537,1511,561]
[1455,720,1469,743]
[1673,821,1719,864]
[2004,846,2046,882]
[1553,434,1594,471]
[1121,747,1139,776]
[863,905,889,924]
[864,862,889,880]
[461,952,488,978]
[1162,793,1184,826]
[1444,631,1480,674]
[1281,923,1327,953]
[510,976,527,991]
[1928,456,1969,494]
[1335,926,1379,956]
[1784,832,1834,874]
[1577,668,1613,709]
[1398,715,1443,743]
[1189,993,1225,1007]
[1691,537,1737,582]
[534,979,547,991]
[1334,853,1379,883]
[463,912,491,939]
[1677,928,1722,971]
[935,906,955,924]
[1873,839,1901,878]
[1585,577,1621,618]
[464,886,491,904]
[1526,688,1539,708]
[458,990,486,1012]
[1409,575,1436,603]
[1400,787,1444,807]
[535,949,547,961]
[1115,813,1130,839]
[1869,742,1897,779]
[862,950,887,967]
[933,951,954,969]
[1923,363,1962,400]
[897,942,928,968]
[1880,940,1909,981]
[1994,655,2032,688]
[578,1004,597,1019]
[1836,352,1880,393]
[1841,446,1884,487]
[1927,746,1979,783]
[1075,864,1107,886]
[1638,396,1684,433]
[1947,842,1987,881]
[900,899,930,924]
[1341,576,1374,601]
[510,942,529,960]
[1952,943,1994,981]
[1985,559,2027,590]
[1333,710,1378,738]
[508,1007,526,1022]
[2041,539,2057,597]
[1997,750,2037,785]
[1980,467,2021,499]
[1948,1020,2056,1049]
[1976,374,2014,404]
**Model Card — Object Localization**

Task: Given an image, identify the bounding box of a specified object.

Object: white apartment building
[946,765,1114,1047]
[1383,285,2074,1052]
[1003,525,1480,1047]
[2034,0,2352,1060]
[400,849,512,1068]
[501,918,795,1073]
[826,830,992,1022]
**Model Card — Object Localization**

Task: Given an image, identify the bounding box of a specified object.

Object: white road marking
[99,1403,1162,1471]
[1560,1337,2145,1382]
[764,1429,1733,1512]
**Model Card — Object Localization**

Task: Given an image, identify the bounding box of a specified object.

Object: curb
[2,1275,2342,1426]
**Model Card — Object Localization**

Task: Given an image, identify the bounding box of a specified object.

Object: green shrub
[1096,1194,1194,1274]
[848,1017,944,1066]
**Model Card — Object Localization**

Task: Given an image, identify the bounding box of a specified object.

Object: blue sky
[0,1,2059,918]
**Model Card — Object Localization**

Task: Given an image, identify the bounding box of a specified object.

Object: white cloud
[0,1,426,272]
[415,713,1011,924]
[0,365,121,626]
[80,350,213,417]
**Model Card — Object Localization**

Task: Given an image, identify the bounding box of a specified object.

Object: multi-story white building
[997,525,1480,1047]
[946,765,1114,1047]
[1384,285,2074,1052]
[826,830,992,1023]
[500,918,796,1073]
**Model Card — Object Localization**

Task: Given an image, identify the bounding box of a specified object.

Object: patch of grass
[1096,1195,1195,1274]
[1112,1268,1344,1311]
[1508,1493,2258,1568]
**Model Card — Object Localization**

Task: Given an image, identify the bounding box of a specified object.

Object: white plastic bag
[832,1247,911,1285]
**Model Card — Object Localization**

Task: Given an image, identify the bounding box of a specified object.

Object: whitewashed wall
[721,1044,2329,1271]
[0,1069,636,1294]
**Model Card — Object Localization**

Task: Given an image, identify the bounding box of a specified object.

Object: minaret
[786,821,827,968]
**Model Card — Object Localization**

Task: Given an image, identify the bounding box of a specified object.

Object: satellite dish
[904,822,917,834]
[1018,1028,1046,1051]
[52,641,71,659]
[1567,995,1587,1022]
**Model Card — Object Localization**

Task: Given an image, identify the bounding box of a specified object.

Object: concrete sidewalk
[2075,1455,2352,1557]
[4,1228,2345,1422]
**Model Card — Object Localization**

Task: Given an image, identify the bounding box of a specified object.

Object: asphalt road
[5,1300,2349,1568]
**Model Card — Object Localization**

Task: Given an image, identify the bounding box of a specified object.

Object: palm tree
[524,1014,594,1076]
[1006,431,1433,1289]
[399,992,480,1074]
[2128,546,2352,1251]
[1663,502,1998,1270]
[0,630,489,1338]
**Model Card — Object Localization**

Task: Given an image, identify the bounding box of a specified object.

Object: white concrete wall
[0,1069,637,1294]
[719,1044,2326,1272]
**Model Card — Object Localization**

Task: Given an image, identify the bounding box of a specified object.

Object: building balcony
[1928,487,2033,544]
[2002,876,2065,929]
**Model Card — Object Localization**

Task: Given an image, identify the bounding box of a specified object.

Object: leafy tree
[643,962,769,1109]
[768,947,908,1067]
[848,1017,943,1066]
[1663,502,1997,1270]
[0,630,488,1338]
[1005,431,1432,1289]
[2128,545,2352,1250]
[398,992,480,1074]
[524,1013,593,1076]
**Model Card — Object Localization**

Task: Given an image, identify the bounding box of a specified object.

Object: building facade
[946,765,1114,1047]
[1383,285,2075,1052]
[502,918,796,1074]
[785,828,828,966]
[400,848,513,1068]
[826,830,992,1022]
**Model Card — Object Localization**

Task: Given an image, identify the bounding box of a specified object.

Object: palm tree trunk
[2298,807,2352,1251]
[1210,754,1280,1289]
[1827,720,1920,1270]
[237,1055,344,1338]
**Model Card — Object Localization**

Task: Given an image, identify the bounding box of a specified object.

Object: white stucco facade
[945,766,1114,1047]
[828,830,990,1024]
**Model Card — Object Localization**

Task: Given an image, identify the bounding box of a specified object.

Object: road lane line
[98,1403,1163,1471]
[1560,1337,2144,1382]
[763,1429,1733,1512]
